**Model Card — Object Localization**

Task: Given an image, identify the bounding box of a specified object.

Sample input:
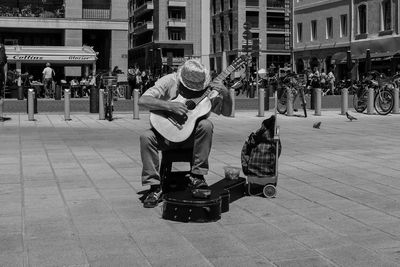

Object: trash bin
[17,86,24,100]
[90,86,99,113]
[54,85,62,100]
[249,84,255,98]
[26,89,38,114]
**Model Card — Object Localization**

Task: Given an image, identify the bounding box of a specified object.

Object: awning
[4,45,97,64]
[331,52,348,64]
[352,50,400,61]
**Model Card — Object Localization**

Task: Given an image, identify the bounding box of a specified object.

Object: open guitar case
[162,172,246,223]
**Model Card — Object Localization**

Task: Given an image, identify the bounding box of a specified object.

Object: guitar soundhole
[185,100,196,110]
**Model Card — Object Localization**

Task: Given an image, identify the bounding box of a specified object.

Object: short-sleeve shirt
[142,73,179,101]
[42,67,55,79]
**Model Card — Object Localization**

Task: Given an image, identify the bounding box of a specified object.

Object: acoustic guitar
[150,55,249,143]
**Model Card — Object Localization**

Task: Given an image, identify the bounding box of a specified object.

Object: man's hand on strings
[168,102,188,116]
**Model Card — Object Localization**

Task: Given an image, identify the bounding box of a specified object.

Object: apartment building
[210,0,292,74]
[294,0,400,79]
[0,0,128,81]
[128,0,210,74]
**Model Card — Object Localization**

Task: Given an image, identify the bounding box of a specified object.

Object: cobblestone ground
[0,110,400,267]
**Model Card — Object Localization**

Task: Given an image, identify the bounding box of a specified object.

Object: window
[246,11,259,28]
[221,0,224,11]
[213,19,216,34]
[358,4,367,34]
[297,23,302,42]
[220,15,225,31]
[229,33,233,50]
[229,13,233,30]
[246,0,259,6]
[381,0,391,31]
[168,29,185,40]
[212,37,216,53]
[311,20,317,41]
[220,35,224,51]
[326,17,333,39]
[340,14,347,37]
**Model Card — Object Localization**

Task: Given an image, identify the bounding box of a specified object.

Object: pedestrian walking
[42,62,55,98]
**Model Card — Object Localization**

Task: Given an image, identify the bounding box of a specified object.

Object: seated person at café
[80,76,89,97]
[70,77,80,97]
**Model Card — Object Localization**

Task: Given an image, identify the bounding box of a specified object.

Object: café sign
[8,54,95,61]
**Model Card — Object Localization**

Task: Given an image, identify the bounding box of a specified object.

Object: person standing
[42,62,55,98]
[0,43,7,98]
[0,43,7,120]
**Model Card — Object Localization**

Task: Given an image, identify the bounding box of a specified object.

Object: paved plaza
[1,109,400,266]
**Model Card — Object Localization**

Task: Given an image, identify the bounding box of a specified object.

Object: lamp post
[243,22,252,97]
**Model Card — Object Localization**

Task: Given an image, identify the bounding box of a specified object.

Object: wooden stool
[160,148,193,191]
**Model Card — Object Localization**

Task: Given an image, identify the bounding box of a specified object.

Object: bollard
[0,98,3,119]
[229,88,235,117]
[99,89,105,120]
[264,86,270,111]
[314,88,321,116]
[258,88,265,117]
[133,89,140,119]
[64,89,71,121]
[28,89,35,121]
[393,87,399,114]
[286,87,294,116]
[341,88,348,115]
[367,87,374,114]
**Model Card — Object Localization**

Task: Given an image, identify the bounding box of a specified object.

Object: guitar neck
[213,65,236,83]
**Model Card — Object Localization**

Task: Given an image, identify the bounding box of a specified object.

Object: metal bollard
[286,87,293,116]
[393,87,399,114]
[0,98,3,119]
[258,88,265,117]
[64,89,71,121]
[28,89,35,121]
[99,89,105,120]
[229,88,235,117]
[367,87,374,114]
[341,88,348,115]
[314,88,321,116]
[133,89,139,119]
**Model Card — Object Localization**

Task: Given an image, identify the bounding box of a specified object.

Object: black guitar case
[162,190,222,223]
[162,177,246,222]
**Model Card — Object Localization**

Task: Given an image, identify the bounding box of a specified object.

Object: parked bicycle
[276,72,308,117]
[353,71,394,115]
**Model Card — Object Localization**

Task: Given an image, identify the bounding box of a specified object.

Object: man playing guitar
[139,59,232,208]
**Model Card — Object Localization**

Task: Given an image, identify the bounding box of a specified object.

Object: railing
[267,24,286,31]
[82,8,111,19]
[267,44,286,50]
[267,0,285,9]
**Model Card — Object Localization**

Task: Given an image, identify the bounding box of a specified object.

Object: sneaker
[143,186,162,208]
[187,174,209,190]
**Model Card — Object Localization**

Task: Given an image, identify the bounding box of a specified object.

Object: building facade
[0,0,128,80]
[210,0,292,74]
[128,0,210,74]
[293,0,350,77]
[294,0,400,80]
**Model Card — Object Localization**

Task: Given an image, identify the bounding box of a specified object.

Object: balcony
[266,23,286,32]
[82,9,110,19]
[133,21,154,35]
[167,18,186,27]
[168,0,186,7]
[0,3,65,18]
[267,43,286,50]
[134,1,154,18]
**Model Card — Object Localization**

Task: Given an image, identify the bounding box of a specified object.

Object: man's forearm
[138,95,170,111]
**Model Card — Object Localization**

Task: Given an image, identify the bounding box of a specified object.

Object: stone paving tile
[1,111,400,266]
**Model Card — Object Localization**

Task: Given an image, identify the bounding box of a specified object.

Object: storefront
[4,45,97,79]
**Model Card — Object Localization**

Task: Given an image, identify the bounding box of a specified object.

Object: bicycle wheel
[353,88,368,113]
[276,89,287,114]
[374,89,394,115]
